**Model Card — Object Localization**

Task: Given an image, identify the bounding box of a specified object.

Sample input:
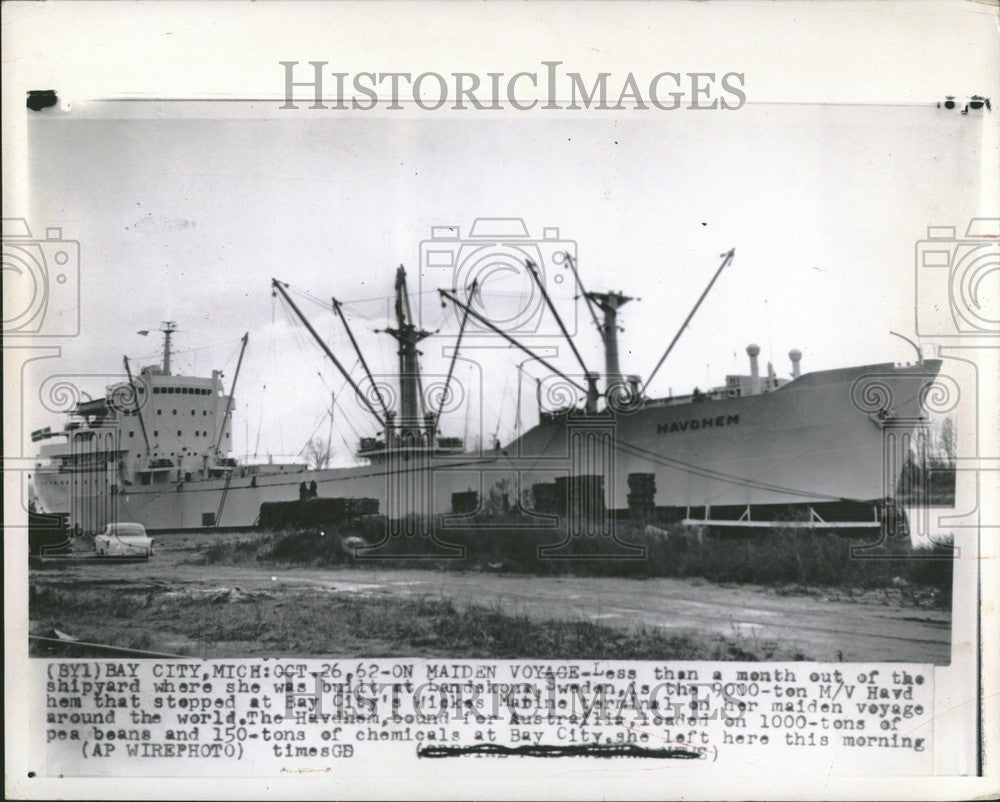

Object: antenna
[326,391,335,465]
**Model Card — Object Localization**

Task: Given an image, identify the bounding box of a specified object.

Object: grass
[194,516,953,607]
[28,583,805,660]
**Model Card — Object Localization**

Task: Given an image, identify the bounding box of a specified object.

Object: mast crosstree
[379,266,433,438]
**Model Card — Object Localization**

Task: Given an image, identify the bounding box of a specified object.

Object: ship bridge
[33,322,241,489]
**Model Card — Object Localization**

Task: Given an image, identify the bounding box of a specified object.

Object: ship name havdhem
[657,414,740,434]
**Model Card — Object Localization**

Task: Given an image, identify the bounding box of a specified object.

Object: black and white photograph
[4,1,997,798]
[20,104,968,664]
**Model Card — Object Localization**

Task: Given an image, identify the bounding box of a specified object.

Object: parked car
[94,523,153,558]
[339,535,368,557]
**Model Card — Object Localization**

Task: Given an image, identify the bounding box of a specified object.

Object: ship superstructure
[30,249,942,534]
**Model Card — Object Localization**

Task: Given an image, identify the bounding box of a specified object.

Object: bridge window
[177,430,182,437]
[153,430,159,436]
[129,431,134,437]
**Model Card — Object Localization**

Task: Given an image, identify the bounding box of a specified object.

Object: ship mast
[160,321,178,375]
[380,266,432,438]
[586,291,634,395]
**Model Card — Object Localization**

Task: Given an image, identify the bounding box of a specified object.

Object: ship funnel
[746,344,761,394]
[746,344,761,378]
[789,348,802,378]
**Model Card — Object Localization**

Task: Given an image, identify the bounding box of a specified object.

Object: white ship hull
[31,360,942,532]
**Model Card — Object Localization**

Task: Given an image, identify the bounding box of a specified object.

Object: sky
[22,101,983,465]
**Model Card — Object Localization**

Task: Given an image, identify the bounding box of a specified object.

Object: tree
[303,437,333,470]
[485,478,514,516]
[936,417,956,468]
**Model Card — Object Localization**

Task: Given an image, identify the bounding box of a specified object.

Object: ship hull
[31,360,941,531]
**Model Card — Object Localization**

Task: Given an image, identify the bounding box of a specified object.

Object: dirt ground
[29,530,951,663]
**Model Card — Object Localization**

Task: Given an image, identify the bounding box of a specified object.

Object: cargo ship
[28,248,943,535]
